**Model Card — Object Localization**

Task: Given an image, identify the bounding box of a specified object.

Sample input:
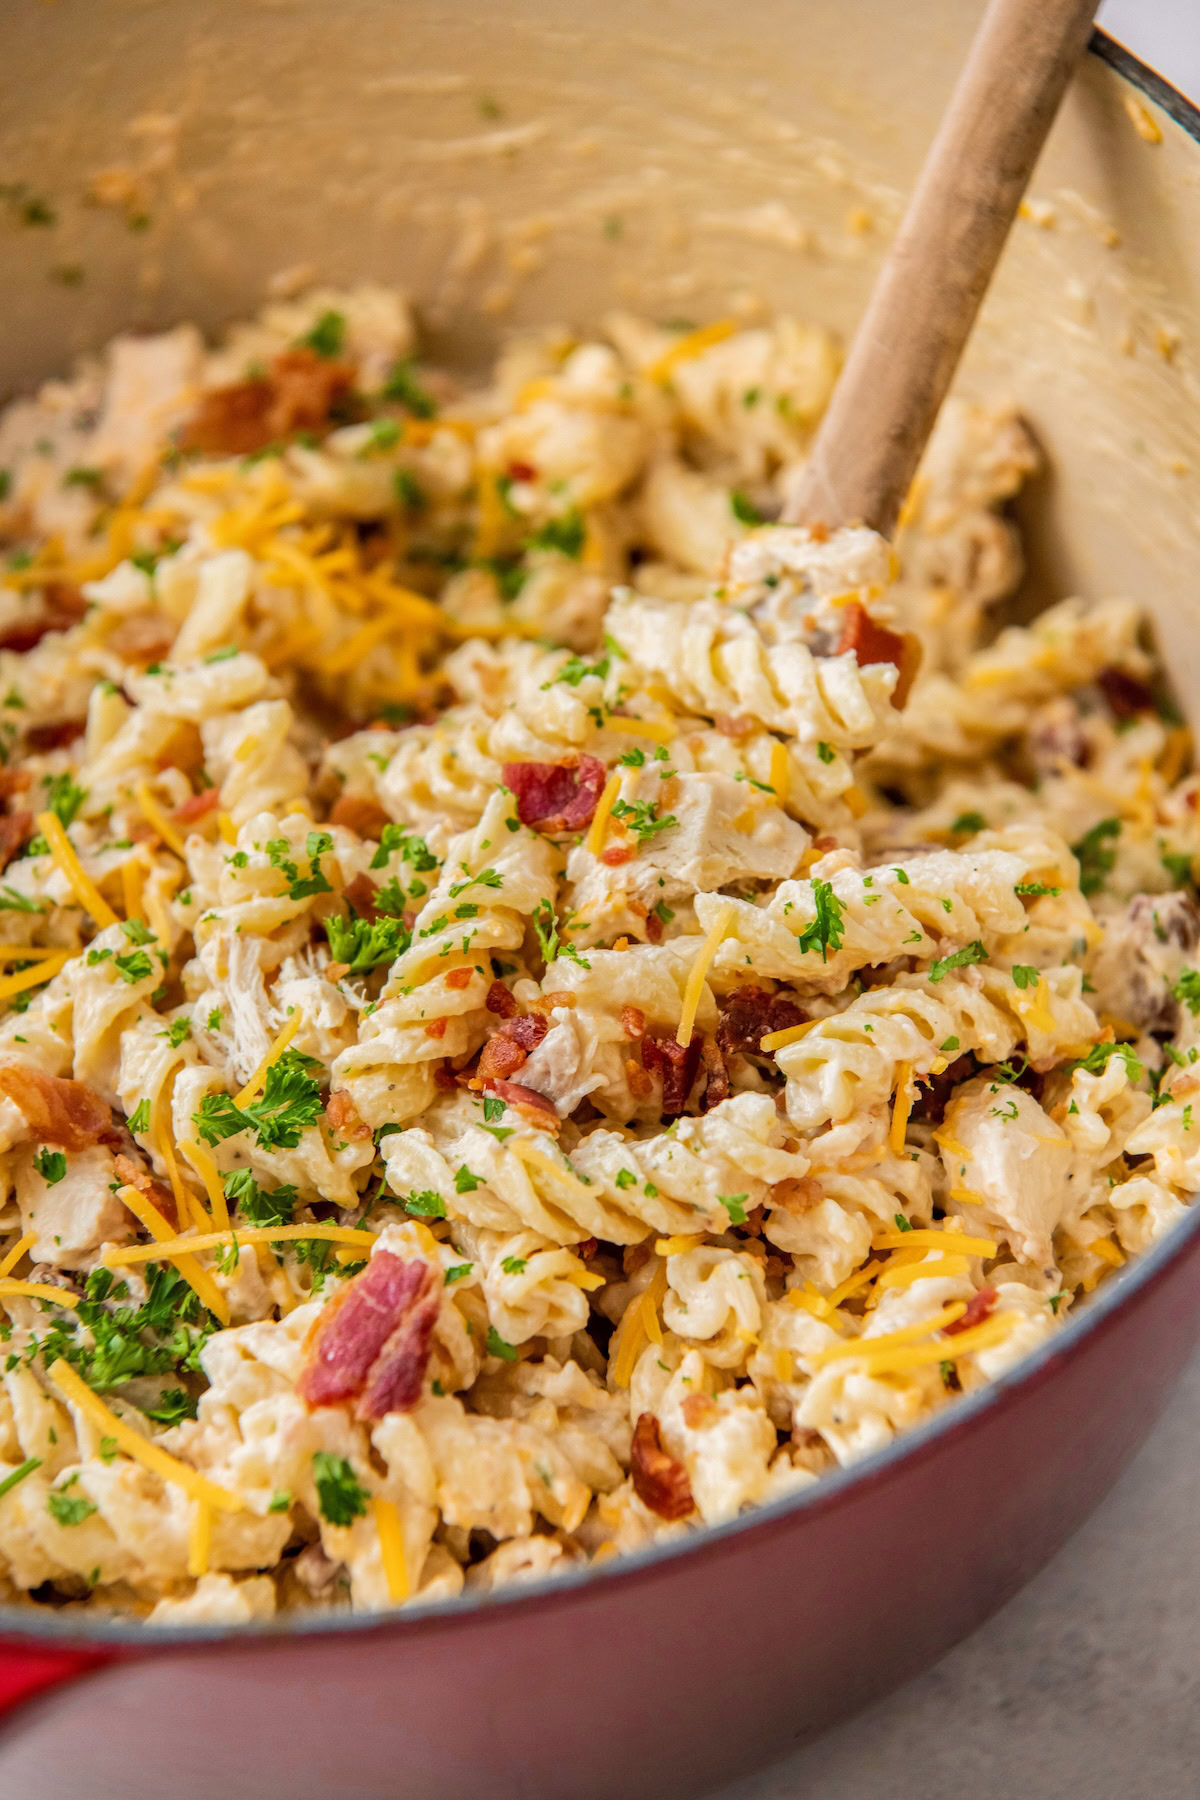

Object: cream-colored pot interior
[3,0,1200,689]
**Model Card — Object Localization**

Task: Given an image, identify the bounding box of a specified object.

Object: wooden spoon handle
[785,0,1099,537]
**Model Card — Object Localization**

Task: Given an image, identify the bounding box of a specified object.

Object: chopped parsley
[312,1451,369,1526]
[162,1018,191,1048]
[33,1148,66,1185]
[324,911,411,975]
[950,811,986,836]
[719,1193,749,1225]
[528,511,585,558]
[929,940,987,983]
[404,1190,447,1219]
[486,1326,518,1362]
[1011,965,1040,989]
[444,1263,473,1285]
[370,823,438,874]
[0,1458,40,1502]
[266,832,333,901]
[299,310,346,358]
[454,1166,482,1194]
[610,797,678,846]
[1069,1040,1144,1083]
[531,899,590,969]
[223,1169,297,1226]
[191,1048,324,1151]
[816,741,835,765]
[501,1255,528,1275]
[1172,968,1200,1016]
[382,358,437,418]
[113,950,154,985]
[1071,818,1121,897]
[47,1485,97,1527]
[795,879,845,963]
[541,653,609,691]
[127,1099,150,1135]
[730,489,764,526]
[1015,881,1061,898]
[44,773,86,828]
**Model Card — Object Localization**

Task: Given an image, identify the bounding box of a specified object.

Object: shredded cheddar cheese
[35,813,118,928]
[373,1496,410,1602]
[889,1063,914,1155]
[187,1500,212,1579]
[872,1228,997,1256]
[135,782,189,860]
[47,1360,244,1511]
[116,1184,230,1326]
[0,952,71,1001]
[806,1301,968,1367]
[178,1140,231,1231]
[645,318,739,384]
[676,902,733,1048]
[0,1279,79,1311]
[103,1222,378,1269]
[760,1018,819,1052]
[235,1009,304,1107]
[583,772,623,859]
[0,1232,35,1280]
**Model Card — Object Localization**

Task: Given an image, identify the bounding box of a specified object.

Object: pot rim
[0,24,1197,1658]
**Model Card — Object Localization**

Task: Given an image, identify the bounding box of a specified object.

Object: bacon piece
[324,1091,372,1143]
[181,348,355,456]
[640,1034,702,1117]
[424,1017,448,1040]
[0,1064,115,1150]
[699,1036,730,1112]
[486,979,519,1019]
[943,1286,998,1336]
[680,1392,718,1429]
[507,460,538,482]
[0,771,31,801]
[0,810,32,871]
[0,585,88,656]
[716,988,807,1057]
[298,1251,438,1418]
[620,1005,645,1040]
[25,720,84,752]
[625,1059,653,1101]
[174,787,222,825]
[644,908,663,944]
[835,602,922,707]
[480,1077,560,1127]
[714,713,755,741]
[445,966,473,990]
[477,1013,548,1083]
[342,872,380,923]
[630,1412,695,1521]
[1098,666,1155,719]
[112,1151,179,1230]
[502,756,607,832]
[600,843,635,867]
[329,793,391,839]
[911,1053,977,1126]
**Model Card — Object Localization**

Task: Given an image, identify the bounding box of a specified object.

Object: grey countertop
[707,1350,1200,1800]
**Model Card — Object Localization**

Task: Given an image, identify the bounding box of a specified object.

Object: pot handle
[0,1645,117,1717]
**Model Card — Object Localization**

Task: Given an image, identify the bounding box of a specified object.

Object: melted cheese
[583,772,623,858]
[676,903,733,1049]
[47,1359,244,1511]
[36,813,118,928]
[234,1009,303,1107]
[373,1496,410,1604]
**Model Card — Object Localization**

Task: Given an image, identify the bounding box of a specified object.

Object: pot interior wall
[4,1,1200,701]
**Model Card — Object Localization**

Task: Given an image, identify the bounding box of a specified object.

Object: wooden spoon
[785,0,1100,537]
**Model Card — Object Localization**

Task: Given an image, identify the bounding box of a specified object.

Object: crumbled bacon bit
[0,585,88,655]
[600,844,635,867]
[486,979,519,1019]
[943,1287,998,1336]
[174,787,222,825]
[25,720,84,752]
[625,1059,653,1100]
[502,756,608,832]
[716,988,807,1056]
[434,1063,459,1092]
[771,1176,824,1217]
[640,1034,702,1116]
[699,1036,730,1111]
[630,1412,695,1521]
[620,1005,646,1040]
[477,1013,549,1083]
[0,810,32,871]
[507,460,537,482]
[341,872,380,923]
[112,1151,179,1230]
[714,713,756,741]
[0,1065,115,1151]
[0,771,31,801]
[1098,666,1156,719]
[911,1053,977,1125]
[325,961,350,983]
[835,602,921,706]
[324,1091,372,1142]
[181,347,356,456]
[329,793,392,839]
[575,1236,598,1261]
[644,909,663,944]
[424,1017,448,1040]
[480,1077,561,1127]
[298,1251,439,1419]
[529,991,576,1016]
[445,967,474,990]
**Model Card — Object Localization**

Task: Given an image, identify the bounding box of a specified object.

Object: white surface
[1100,0,1200,102]
[706,1347,1200,1800]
